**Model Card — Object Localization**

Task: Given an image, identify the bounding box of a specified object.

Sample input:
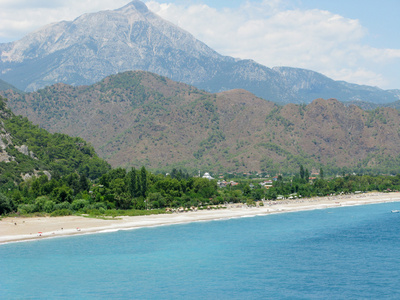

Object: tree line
[2,164,400,217]
[0,167,219,216]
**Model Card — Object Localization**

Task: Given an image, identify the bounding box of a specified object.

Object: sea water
[1,202,400,299]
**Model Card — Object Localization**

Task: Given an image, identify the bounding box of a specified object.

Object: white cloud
[146,0,400,89]
[329,68,387,88]
[0,0,128,41]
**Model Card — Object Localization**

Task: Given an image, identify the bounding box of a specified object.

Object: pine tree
[79,174,89,192]
[128,168,139,198]
[300,165,305,181]
[140,166,147,198]
[305,168,309,182]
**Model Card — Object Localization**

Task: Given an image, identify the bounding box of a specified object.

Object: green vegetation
[4,116,110,180]
[0,165,220,216]
[366,108,388,127]
[2,160,400,217]
[0,95,110,215]
[264,171,400,200]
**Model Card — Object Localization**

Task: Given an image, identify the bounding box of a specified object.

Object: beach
[1,192,400,245]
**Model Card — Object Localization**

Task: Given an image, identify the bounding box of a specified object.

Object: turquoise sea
[1,202,400,299]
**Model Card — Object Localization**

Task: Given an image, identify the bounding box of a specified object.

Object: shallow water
[1,202,400,299]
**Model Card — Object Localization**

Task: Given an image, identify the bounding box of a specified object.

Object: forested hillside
[0,96,110,187]
[4,71,400,175]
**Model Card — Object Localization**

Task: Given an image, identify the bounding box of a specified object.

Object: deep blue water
[1,202,400,299]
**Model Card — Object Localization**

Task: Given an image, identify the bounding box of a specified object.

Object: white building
[202,172,214,180]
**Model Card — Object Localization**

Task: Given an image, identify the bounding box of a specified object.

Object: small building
[202,172,214,180]
[218,180,228,188]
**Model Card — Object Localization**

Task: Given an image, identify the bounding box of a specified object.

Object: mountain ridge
[3,71,400,174]
[0,79,20,93]
[0,1,398,104]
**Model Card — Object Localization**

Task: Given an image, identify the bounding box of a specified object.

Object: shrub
[71,199,90,211]
[17,204,36,214]
[105,201,116,210]
[50,209,73,216]
[246,199,255,207]
[87,209,101,216]
[92,202,107,210]
[35,196,50,212]
[55,201,71,210]
[43,200,56,213]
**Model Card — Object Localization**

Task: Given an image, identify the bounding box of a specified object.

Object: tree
[147,192,165,208]
[0,193,13,215]
[252,188,265,200]
[305,168,310,182]
[79,174,89,192]
[170,168,180,180]
[127,168,139,198]
[63,173,80,194]
[110,178,126,196]
[300,165,305,181]
[52,185,73,203]
[193,178,217,198]
[140,166,147,198]
[30,179,41,198]
[243,185,251,196]
[154,178,182,199]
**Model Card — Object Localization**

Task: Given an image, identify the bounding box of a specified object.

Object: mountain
[271,67,400,104]
[0,95,110,187]
[0,79,20,93]
[0,1,398,104]
[0,1,228,92]
[4,71,400,174]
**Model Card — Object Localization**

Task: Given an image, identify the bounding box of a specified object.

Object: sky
[0,0,399,90]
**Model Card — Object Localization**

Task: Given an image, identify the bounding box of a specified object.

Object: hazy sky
[0,0,399,89]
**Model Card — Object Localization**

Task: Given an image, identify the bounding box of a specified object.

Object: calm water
[1,203,400,299]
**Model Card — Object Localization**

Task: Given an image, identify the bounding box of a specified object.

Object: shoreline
[1,192,400,245]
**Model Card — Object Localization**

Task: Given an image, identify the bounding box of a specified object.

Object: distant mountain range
[3,71,400,174]
[0,0,398,105]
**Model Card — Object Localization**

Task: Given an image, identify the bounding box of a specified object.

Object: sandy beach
[1,192,400,245]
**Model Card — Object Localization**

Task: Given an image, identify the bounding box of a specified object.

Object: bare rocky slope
[3,71,400,174]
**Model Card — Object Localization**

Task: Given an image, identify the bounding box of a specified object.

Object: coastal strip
[1,192,400,245]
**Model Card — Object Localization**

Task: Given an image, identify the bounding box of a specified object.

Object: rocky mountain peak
[117,0,149,14]
[0,0,225,91]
